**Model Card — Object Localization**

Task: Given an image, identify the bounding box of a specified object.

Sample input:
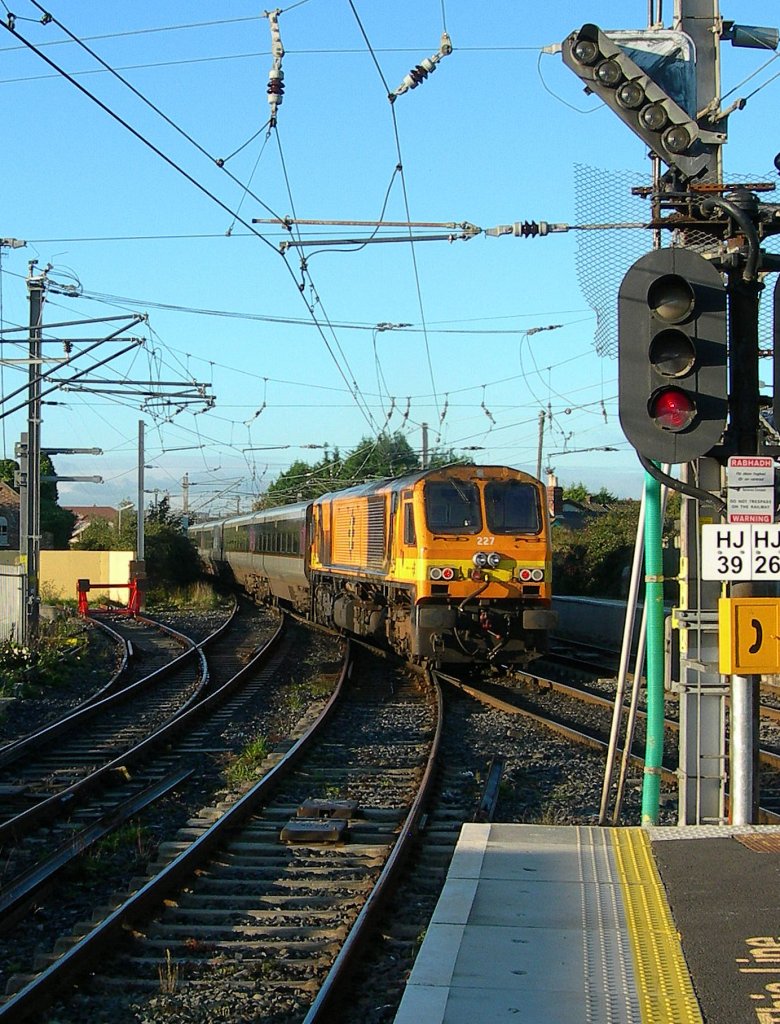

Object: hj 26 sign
[701,523,780,580]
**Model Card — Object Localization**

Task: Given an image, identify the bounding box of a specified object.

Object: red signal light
[649,388,696,431]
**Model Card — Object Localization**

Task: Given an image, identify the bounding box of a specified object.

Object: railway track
[449,664,780,824]
[0,614,207,874]
[0,602,295,964]
[0,644,439,1022]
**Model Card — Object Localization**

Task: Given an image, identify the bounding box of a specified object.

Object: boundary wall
[0,550,134,605]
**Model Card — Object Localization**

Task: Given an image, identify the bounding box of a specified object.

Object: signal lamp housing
[618,248,727,463]
[561,23,719,179]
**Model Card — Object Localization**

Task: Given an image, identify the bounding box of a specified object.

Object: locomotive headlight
[531,568,544,582]
[486,552,501,569]
[472,552,488,569]
[429,566,443,580]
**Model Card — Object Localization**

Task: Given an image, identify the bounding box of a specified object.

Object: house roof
[65,505,118,521]
[0,481,20,509]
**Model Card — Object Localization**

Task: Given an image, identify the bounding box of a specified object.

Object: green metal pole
[641,469,665,825]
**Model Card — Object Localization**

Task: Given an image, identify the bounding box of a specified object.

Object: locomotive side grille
[366,496,386,569]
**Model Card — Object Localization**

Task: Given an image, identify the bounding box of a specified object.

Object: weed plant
[0,618,88,697]
[225,736,269,786]
[144,581,229,611]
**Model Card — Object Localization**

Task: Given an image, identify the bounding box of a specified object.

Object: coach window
[403,502,416,546]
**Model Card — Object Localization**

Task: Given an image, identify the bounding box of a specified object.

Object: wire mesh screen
[573,163,652,360]
[755,173,779,358]
[574,162,780,361]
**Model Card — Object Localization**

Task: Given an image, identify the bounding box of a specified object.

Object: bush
[553,498,679,600]
[553,504,640,599]
[0,619,86,696]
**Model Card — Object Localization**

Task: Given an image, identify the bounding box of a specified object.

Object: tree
[562,481,590,503]
[253,432,471,510]
[0,460,16,488]
[41,455,78,548]
[0,456,75,547]
[73,517,117,551]
[258,458,328,508]
[143,496,201,586]
[75,496,200,586]
[338,432,420,484]
[591,486,618,505]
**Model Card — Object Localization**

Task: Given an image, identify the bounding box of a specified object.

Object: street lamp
[117,499,133,537]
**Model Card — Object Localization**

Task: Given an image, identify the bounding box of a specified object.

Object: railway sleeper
[170,871,381,888]
[43,929,345,968]
[83,971,323,993]
[200,864,385,883]
[143,923,349,940]
[176,892,366,909]
[155,905,365,923]
[265,804,405,822]
[146,847,387,873]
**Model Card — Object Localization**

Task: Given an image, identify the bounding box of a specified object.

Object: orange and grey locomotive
[191,464,555,666]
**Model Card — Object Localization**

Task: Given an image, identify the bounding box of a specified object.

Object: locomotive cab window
[485,480,541,534]
[403,502,416,546]
[424,480,482,534]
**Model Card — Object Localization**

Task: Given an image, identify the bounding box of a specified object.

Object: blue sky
[0,1,778,516]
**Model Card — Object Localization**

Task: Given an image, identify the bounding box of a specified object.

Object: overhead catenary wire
[0,7,630,495]
[347,0,441,425]
[2,13,380,438]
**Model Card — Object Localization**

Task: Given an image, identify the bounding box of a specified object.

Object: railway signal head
[561,23,711,180]
[618,248,728,464]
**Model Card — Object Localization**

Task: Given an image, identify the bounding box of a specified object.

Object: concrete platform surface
[393,822,780,1023]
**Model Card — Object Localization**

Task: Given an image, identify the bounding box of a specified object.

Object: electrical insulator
[264,9,285,123]
[267,69,285,101]
[404,58,436,91]
[391,32,453,99]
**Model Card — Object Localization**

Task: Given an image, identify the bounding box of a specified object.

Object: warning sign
[727,456,775,524]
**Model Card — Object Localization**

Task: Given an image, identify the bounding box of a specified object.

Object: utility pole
[421,422,429,469]
[535,410,545,480]
[136,420,145,561]
[23,266,45,637]
[182,473,189,518]
[648,0,728,826]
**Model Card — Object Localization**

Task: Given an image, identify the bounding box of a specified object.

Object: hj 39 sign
[701,523,780,580]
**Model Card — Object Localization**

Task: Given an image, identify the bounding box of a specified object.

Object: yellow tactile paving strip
[611,828,703,1024]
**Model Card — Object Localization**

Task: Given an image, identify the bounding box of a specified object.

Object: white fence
[0,564,26,644]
